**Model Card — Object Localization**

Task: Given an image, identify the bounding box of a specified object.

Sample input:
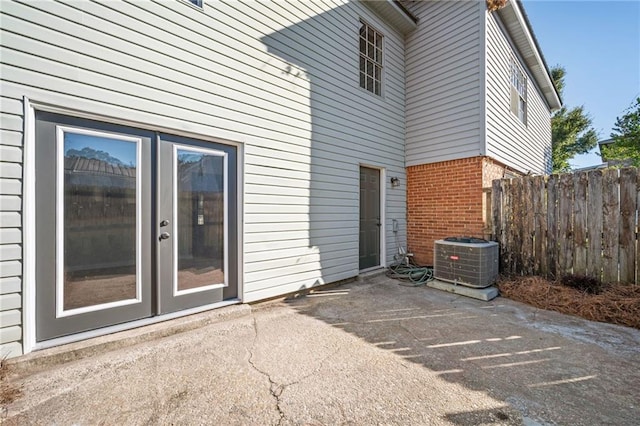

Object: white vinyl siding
[0,73,23,357]
[0,0,406,351]
[485,11,552,174]
[404,0,483,167]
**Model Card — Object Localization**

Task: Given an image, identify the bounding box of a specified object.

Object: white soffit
[362,0,418,35]
[498,1,562,110]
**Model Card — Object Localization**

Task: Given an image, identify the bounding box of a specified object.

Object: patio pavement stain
[3,274,639,425]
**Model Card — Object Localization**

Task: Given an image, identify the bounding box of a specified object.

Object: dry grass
[1,356,21,406]
[497,276,640,330]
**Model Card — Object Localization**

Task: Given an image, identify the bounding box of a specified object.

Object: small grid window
[510,59,527,124]
[359,21,383,96]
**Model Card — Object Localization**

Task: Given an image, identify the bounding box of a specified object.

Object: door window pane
[176,149,226,292]
[61,131,139,311]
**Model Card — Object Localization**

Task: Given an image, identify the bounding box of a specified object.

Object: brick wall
[407,156,507,265]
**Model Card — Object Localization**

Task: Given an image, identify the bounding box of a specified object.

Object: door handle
[159,232,171,241]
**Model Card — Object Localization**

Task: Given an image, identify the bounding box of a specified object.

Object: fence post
[532,175,546,277]
[546,175,558,280]
[573,172,588,275]
[602,168,620,283]
[587,170,603,281]
[557,173,574,277]
[501,178,512,274]
[619,168,637,283]
[521,177,534,275]
[511,178,524,273]
[491,179,501,242]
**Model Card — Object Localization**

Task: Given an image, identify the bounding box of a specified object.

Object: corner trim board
[22,96,36,355]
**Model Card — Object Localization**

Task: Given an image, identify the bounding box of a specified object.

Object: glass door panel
[60,129,141,314]
[158,134,237,314]
[175,148,227,293]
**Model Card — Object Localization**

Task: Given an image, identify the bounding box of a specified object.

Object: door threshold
[358,267,386,279]
[16,300,247,375]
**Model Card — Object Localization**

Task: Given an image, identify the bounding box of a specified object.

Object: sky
[522,0,640,169]
[65,132,137,166]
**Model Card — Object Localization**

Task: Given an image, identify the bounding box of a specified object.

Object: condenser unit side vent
[433,239,498,288]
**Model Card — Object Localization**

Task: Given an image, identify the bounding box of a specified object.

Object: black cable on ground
[386,261,434,287]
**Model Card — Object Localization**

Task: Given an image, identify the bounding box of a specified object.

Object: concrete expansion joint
[248,315,286,425]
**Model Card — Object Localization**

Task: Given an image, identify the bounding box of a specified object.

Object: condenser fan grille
[433,238,498,288]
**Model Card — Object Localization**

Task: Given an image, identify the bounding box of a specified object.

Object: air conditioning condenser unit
[433,238,498,288]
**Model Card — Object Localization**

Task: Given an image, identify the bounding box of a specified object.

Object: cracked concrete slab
[3,275,639,425]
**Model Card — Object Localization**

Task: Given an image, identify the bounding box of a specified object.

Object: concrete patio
[3,274,639,425]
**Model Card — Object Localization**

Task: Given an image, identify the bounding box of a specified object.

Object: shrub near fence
[491,167,639,284]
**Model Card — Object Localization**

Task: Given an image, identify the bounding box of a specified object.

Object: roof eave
[361,0,418,35]
[497,0,562,111]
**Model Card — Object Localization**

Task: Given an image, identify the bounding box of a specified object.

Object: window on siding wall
[510,59,527,125]
[186,0,203,7]
[359,21,383,96]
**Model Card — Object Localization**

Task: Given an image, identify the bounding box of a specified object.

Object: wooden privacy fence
[491,167,639,284]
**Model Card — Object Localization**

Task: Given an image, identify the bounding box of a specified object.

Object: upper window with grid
[510,59,527,124]
[359,22,383,96]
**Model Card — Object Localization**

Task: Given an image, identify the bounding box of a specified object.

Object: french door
[157,134,238,314]
[35,112,237,341]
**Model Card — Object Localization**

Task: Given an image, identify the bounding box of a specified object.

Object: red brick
[406,156,515,265]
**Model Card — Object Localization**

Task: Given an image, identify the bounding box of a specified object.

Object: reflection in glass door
[158,135,237,314]
[59,128,141,315]
[174,147,227,294]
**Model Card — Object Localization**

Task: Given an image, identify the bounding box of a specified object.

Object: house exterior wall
[404,0,483,167]
[485,10,553,174]
[0,0,407,356]
[403,1,554,265]
[407,156,521,266]
[407,157,485,266]
[0,73,23,357]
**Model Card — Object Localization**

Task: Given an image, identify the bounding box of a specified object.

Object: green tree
[550,66,598,173]
[600,97,640,167]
